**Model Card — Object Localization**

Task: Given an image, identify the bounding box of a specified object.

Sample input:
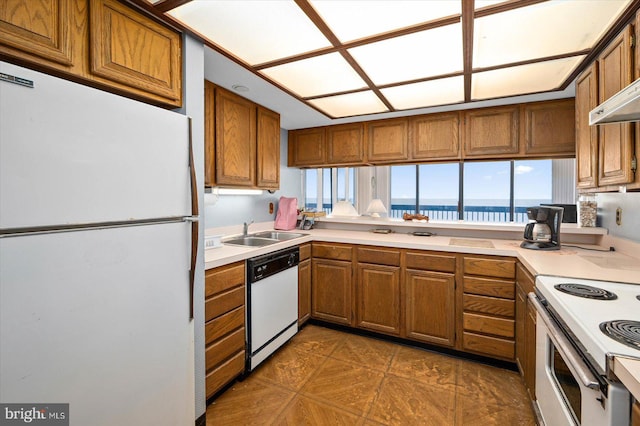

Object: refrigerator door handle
[188,117,199,321]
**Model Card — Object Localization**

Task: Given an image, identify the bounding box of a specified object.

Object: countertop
[205,227,640,285]
[204,225,640,396]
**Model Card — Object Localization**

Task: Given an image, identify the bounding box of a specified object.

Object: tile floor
[206,324,536,425]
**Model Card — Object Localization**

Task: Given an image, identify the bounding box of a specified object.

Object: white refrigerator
[0,62,197,425]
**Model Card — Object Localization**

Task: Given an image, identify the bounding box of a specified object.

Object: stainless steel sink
[252,231,308,241]
[223,236,279,247]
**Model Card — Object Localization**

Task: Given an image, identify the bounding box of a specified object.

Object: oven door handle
[529,293,600,390]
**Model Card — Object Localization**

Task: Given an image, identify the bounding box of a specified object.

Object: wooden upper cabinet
[366,118,409,163]
[204,81,216,186]
[520,99,575,156]
[326,123,364,165]
[575,63,599,189]
[0,0,76,67]
[288,128,325,167]
[410,112,460,161]
[0,0,182,107]
[597,25,634,187]
[256,107,280,190]
[463,106,519,158]
[90,0,181,104]
[215,88,256,187]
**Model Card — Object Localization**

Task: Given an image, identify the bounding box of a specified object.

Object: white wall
[203,130,303,228]
[597,192,640,243]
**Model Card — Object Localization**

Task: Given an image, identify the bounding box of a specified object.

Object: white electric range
[532,275,640,426]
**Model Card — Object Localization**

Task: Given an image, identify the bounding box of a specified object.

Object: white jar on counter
[578,194,597,227]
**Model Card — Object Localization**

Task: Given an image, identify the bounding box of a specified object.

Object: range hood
[590,78,640,125]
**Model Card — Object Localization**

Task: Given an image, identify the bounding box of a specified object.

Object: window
[304,167,356,214]
[390,165,416,219]
[463,161,511,222]
[386,159,574,223]
[419,163,459,220]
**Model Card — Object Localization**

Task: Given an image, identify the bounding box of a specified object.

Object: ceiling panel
[308,91,389,117]
[168,0,330,65]
[309,0,460,43]
[472,56,587,100]
[260,53,367,98]
[474,0,631,68]
[381,76,465,110]
[348,23,463,85]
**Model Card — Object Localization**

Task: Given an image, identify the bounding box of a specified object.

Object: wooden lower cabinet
[516,262,537,399]
[204,261,246,399]
[311,257,353,326]
[356,262,401,336]
[461,255,516,361]
[298,244,311,326]
[404,269,456,347]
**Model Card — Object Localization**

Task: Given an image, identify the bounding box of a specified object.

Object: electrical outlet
[615,207,622,226]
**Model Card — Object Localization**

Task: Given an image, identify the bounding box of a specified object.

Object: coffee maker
[520,206,563,250]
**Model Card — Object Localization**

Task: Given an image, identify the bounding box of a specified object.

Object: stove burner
[600,320,640,350]
[554,283,618,300]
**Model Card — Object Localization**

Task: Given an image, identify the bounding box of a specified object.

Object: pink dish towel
[274,197,298,230]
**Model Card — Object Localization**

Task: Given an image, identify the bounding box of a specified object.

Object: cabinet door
[525,299,537,398]
[521,99,575,156]
[575,63,599,189]
[356,263,401,336]
[366,118,409,162]
[597,25,634,186]
[0,0,76,67]
[90,0,182,106]
[463,106,519,158]
[326,123,364,165]
[404,269,455,347]
[312,259,353,325]
[204,80,216,186]
[215,88,256,187]
[288,128,325,167]
[410,112,460,160]
[515,283,527,376]
[298,258,311,325]
[256,107,280,189]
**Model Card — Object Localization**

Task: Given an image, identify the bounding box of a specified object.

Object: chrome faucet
[243,220,253,236]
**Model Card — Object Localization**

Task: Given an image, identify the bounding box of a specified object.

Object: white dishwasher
[246,246,299,371]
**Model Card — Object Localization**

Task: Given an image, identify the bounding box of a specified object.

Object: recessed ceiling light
[232,84,249,92]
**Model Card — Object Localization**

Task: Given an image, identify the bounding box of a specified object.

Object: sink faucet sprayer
[243,220,254,236]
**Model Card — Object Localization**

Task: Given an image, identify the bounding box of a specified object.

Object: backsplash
[597,192,640,243]
[203,130,303,228]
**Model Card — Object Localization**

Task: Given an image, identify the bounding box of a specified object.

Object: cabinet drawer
[205,306,245,346]
[312,243,353,261]
[205,351,245,398]
[357,246,400,266]
[463,276,515,299]
[463,294,514,317]
[205,286,245,322]
[405,251,456,273]
[299,243,311,261]
[463,332,515,360]
[205,327,245,371]
[205,262,245,297]
[463,313,514,338]
[463,256,515,279]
